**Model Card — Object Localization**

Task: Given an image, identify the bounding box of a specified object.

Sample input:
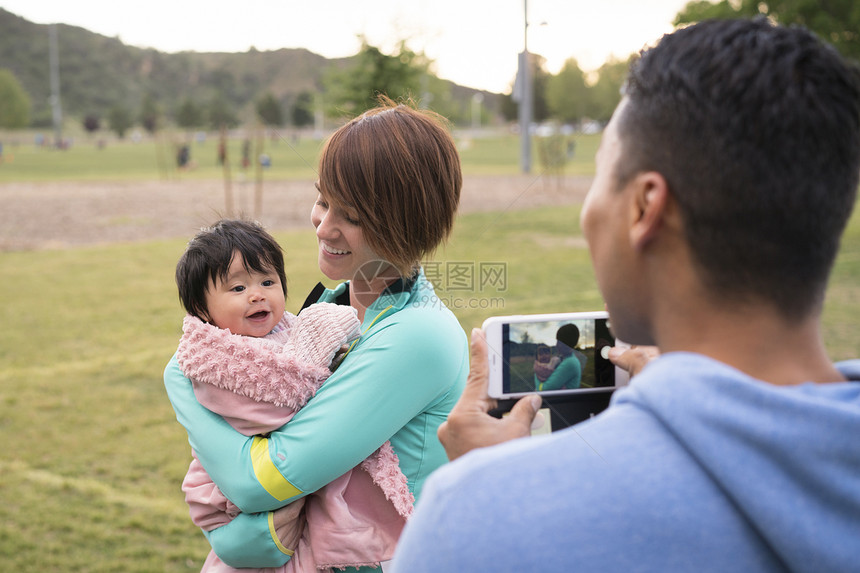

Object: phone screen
[500,317,616,396]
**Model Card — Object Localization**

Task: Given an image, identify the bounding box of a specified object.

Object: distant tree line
[1,0,857,136]
[500,54,630,127]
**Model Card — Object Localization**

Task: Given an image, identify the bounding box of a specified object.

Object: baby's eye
[262,279,276,287]
[230,285,246,293]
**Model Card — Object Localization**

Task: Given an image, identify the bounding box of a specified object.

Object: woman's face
[310,183,387,283]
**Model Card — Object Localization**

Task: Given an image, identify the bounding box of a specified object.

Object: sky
[510,320,594,348]
[0,0,692,93]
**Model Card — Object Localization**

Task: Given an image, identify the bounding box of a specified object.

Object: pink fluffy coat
[176,307,414,572]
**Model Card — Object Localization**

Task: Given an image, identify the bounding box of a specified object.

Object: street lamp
[517,0,532,174]
[516,1,546,173]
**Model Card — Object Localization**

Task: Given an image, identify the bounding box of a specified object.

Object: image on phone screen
[500,317,616,396]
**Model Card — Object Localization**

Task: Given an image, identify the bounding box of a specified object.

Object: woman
[163,98,467,571]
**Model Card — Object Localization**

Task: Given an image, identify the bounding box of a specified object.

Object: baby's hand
[329,344,351,371]
[288,303,361,367]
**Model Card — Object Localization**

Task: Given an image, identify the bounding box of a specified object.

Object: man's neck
[655,302,845,385]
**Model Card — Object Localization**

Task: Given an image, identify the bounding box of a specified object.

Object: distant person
[217,140,226,166]
[177,144,190,169]
[164,98,467,571]
[392,18,860,572]
[172,218,414,571]
[241,139,251,169]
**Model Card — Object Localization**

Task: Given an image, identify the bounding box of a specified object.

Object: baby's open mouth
[248,311,269,320]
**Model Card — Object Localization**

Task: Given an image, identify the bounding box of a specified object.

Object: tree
[107,105,132,138]
[589,57,629,122]
[139,93,161,134]
[255,92,283,127]
[207,94,238,130]
[83,113,100,134]
[0,68,31,128]
[546,59,590,123]
[325,38,427,115]
[176,97,204,130]
[531,54,551,123]
[290,91,315,128]
[675,0,860,61]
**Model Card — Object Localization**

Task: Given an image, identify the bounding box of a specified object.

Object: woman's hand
[608,345,660,378]
[437,329,542,461]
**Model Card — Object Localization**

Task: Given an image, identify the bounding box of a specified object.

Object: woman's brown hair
[318,96,462,277]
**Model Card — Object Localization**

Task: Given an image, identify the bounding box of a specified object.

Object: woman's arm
[542,356,582,390]
[255,309,467,493]
[203,511,294,568]
[165,307,466,513]
[164,356,298,512]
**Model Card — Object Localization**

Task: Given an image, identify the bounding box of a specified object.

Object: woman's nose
[314,209,335,239]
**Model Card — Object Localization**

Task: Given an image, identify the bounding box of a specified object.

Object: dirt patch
[0,175,592,251]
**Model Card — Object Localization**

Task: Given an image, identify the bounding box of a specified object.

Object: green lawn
[1,200,858,571]
[0,130,599,182]
[0,128,858,570]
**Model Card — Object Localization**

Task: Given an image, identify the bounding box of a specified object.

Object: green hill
[0,7,501,128]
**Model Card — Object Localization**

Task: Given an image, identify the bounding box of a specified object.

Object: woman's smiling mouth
[322,243,351,255]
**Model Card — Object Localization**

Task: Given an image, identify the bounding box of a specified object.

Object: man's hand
[608,345,660,378]
[438,328,543,461]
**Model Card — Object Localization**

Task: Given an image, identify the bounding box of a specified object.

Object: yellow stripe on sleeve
[250,436,302,501]
[267,511,295,556]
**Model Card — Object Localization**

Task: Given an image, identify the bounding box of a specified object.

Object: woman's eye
[315,199,328,209]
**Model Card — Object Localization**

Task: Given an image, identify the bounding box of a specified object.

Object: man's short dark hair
[556,323,581,350]
[175,219,287,320]
[618,18,860,320]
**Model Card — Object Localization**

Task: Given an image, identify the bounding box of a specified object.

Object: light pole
[518,0,532,174]
[49,24,63,148]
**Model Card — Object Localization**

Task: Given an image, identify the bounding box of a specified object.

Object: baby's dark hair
[175,219,287,319]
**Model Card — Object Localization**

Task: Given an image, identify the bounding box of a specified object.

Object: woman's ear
[629,172,671,251]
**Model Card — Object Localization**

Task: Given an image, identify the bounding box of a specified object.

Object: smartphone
[483,311,629,400]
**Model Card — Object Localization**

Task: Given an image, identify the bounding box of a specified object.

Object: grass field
[0,130,600,182]
[0,132,858,571]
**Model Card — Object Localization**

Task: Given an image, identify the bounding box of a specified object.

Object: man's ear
[629,172,671,251]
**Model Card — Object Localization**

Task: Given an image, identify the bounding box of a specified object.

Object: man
[392,18,860,572]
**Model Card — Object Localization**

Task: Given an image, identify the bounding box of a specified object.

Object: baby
[172,219,412,572]
[533,343,561,383]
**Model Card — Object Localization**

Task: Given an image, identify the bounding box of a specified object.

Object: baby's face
[203,251,286,337]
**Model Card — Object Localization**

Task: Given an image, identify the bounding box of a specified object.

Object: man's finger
[608,345,659,377]
[454,328,497,411]
[507,394,542,431]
